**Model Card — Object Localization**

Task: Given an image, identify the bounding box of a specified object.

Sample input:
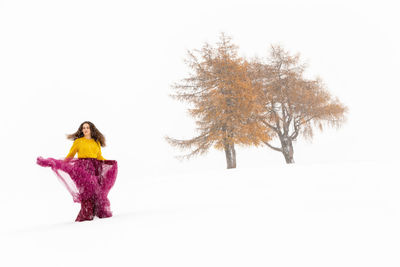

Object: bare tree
[250,45,348,163]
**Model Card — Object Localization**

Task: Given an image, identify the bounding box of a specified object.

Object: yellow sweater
[65,137,106,160]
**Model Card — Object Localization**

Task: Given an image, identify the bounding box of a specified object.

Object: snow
[1,161,399,267]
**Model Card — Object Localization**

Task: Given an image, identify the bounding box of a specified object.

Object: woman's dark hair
[66,121,106,147]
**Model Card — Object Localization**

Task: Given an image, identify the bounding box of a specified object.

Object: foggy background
[0,0,399,177]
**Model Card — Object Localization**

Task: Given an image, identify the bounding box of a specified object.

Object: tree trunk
[232,143,237,168]
[279,135,295,164]
[224,143,237,169]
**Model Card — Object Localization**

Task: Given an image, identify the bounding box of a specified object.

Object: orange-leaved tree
[250,45,348,163]
[166,33,270,169]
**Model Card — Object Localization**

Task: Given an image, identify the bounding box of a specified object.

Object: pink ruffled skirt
[36,156,118,221]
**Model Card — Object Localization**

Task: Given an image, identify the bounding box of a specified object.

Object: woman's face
[82,123,91,137]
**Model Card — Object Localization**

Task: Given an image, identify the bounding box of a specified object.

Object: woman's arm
[65,139,79,159]
[96,141,106,160]
[97,152,106,160]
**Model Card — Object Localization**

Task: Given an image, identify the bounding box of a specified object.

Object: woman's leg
[74,171,98,222]
[75,196,95,222]
[94,194,112,218]
[92,159,116,219]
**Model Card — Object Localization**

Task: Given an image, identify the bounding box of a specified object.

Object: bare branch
[263,141,282,152]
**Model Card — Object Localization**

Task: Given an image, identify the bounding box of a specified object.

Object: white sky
[0,0,399,175]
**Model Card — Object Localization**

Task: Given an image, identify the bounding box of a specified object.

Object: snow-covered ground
[2,161,398,267]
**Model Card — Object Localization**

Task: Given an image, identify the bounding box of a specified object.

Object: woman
[37,121,118,222]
